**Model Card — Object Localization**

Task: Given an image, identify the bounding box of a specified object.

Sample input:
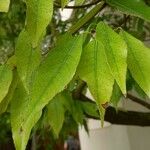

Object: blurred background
[0,0,150,149]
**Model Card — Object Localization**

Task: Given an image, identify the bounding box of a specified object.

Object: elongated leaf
[11,34,82,150]
[30,34,82,112]
[0,65,12,103]
[96,22,127,94]
[46,93,65,136]
[0,70,18,114]
[78,40,114,123]
[26,0,53,48]
[106,0,150,22]
[15,30,41,91]
[11,79,40,150]
[0,0,10,12]
[121,31,150,97]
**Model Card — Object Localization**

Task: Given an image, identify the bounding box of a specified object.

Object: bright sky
[59,1,74,21]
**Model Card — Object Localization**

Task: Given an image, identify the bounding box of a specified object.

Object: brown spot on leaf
[20,126,23,134]
[101,102,109,109]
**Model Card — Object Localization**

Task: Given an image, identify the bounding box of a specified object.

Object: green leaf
[46,93,65,137]
[11,34,82,150]
[0,0,10,12]
[96,22,127,94]
[61,0,69,8]
[78,40,114,124]
[59,90,84,124]
[11,79,40,150]
[0,69,18,114]
[26,0,53,48]
[15,30,41,91]
[0,65,12,104]
[110,82,122,108]
[106,0,150,22]
[75,0,85,5]
[30,34,82,114]
[121,31,150,97]
[71,100,84,124]
[81,102,99,118]
[134,81,147,99]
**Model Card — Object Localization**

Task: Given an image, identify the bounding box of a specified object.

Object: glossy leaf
[0,65,12,104]
[78,40,114,123]
[26,0,53,47]
[121,31,150,97]
[46,93,65,137]
[96,22,127,94]
[106,0,150,22]
[11,34,82,150]
[15,30,41,91]
[0,0,10,12]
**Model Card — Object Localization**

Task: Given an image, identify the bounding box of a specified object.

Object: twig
[77,94,150,126]
[68,2,106,34]
[86,106,150,127]
[127,93,150,110]
[54,0,102,9]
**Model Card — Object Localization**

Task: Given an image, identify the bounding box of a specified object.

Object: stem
[55,0,102,9]
[127,93,150,110]
[79,95,150,126]
[68,1,106,34]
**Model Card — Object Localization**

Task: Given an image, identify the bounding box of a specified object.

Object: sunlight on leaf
[96,22,127,94]
[121,31,150,97]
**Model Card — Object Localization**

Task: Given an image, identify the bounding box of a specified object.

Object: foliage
[0,0,150,150]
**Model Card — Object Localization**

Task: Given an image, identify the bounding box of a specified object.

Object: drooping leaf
[96,22,127,94]
[26,0,53,48]
[11,34,82,150]
[60,90,84,124]
[15,30,41,91]
[81,102,99,118]
[61,0,69,8]
[0,65,12,104]
[78,40,114,124]
[30,34,82,114]
[121,31,150,97]
[46,93,65,137]
[110,82,122,108]
[11,79,40,150]
[0,0,10,12]
[134,81,147,99]
[126,70,134,91]
[0,69,18,114]
[71,100,84,124]
[106,0,150,22]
